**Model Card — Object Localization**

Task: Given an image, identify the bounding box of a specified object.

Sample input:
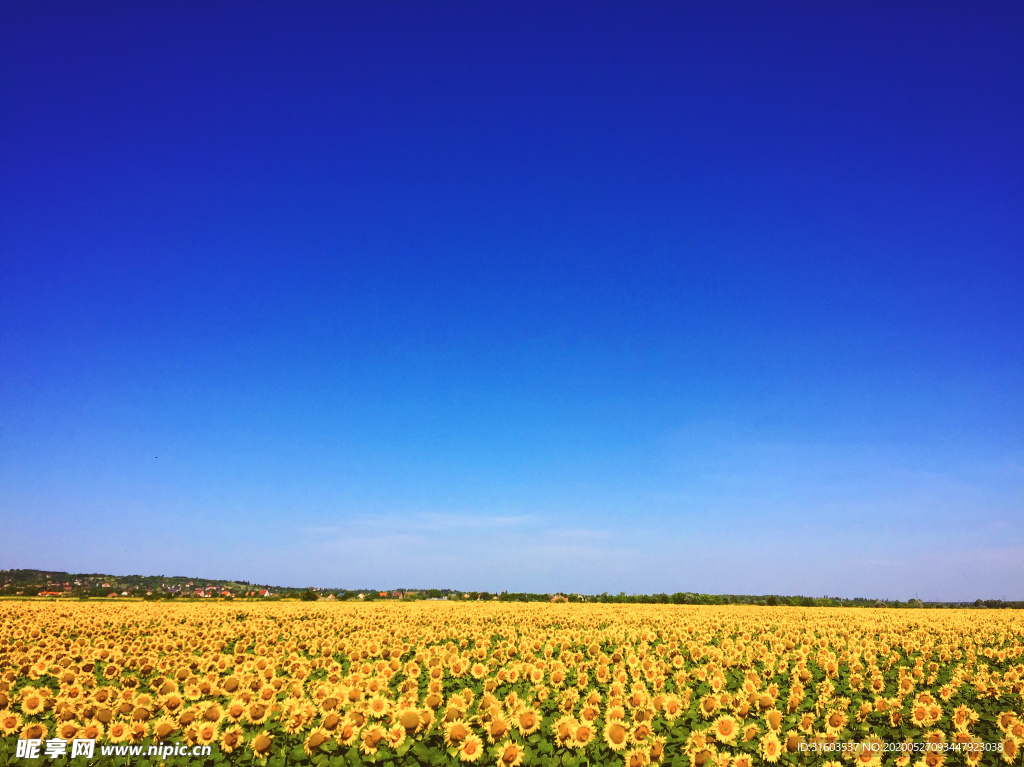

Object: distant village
[2,569,1018,608]
[0,569,585,602]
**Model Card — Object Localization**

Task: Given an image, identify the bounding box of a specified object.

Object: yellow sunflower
[219,725,244,753]
[515,707,541,736]
[485,712,509,744]
[624,745,650,767]
[648,736,666,763]
[303,727,331,756]
[127,722,148,744]
[824,710,847,735]
[604,719,630,751]
[1,713,23,737]
[244,702,271,726]
[80,722,103,741]
[760,731,782,764]
[458,733,485,762]
[572,721,596,748]
[224,698,246,723]
[20,692,45,717]
[444,719,471,747]
[56,720,79,740]
[366,693,390,719]
[493,739,525,767]
[999,738,1019,765]
[337,721,361,747]
[106,721,130,743]
[151,716,177,742]
[360,724,387,756]
[712,714,740,744]
[248,730,274,759]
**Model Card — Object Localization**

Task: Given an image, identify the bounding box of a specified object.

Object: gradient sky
[2,2,1022,600]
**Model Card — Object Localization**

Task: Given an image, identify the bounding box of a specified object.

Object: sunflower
[127,722,148,744]
[515,707,541,736]
[485,712,509,744]
[824,710,848,734]
[648,736,665,763]
[851,737,883,767]
[303,727,331,756]
[965,739,984,767]
[418,707,435,733]
[604,719,630,751]
[663,696,683,721]
[160,693,185,714]
[444,719,471,747]
[193,721,218,746]
[321,711,342,732]
[106,721,130,743]
[177,706,199,728]
[732,757,754,767]
[282,709,310,735]
[712,714,740,744]
[624,746,651,767]
[200,701,224,724]
[553,715,577,748]
[249,730,274,759]
[699,694,721,719]
[742,722,760,742]
[379,720,401,749]
[20,692,45,717]
[572,722,596,748]
[346,709,367,728]
[1,712,23,736]
[1009,719,1024,741]
[999,737,1019,765]
[493,739,525,767]
[760,731,782,764]
[359,724,387,756]
[366,693,390,719]
[56,720,79,740]
[151,716,177,742]
[220,725,244,753]
[80,722,103,741]
[337,721,361,747]
[244,702,271,726]
[224,698,246,723]
[910,704,930,727]
[797,713,816,734]
[458,733,485,762]
[855,702,873,723]
[765,708,783,733]
[390,706,416,734]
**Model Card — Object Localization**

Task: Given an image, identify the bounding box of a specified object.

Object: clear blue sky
[1,2,1021,600]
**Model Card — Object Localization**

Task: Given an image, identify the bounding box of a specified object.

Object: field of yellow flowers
[1,601,1022,766]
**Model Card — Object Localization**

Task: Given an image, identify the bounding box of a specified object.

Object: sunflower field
[1,602,1022,767]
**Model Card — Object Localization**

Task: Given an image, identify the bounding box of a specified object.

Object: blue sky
[1,1,1021,600]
